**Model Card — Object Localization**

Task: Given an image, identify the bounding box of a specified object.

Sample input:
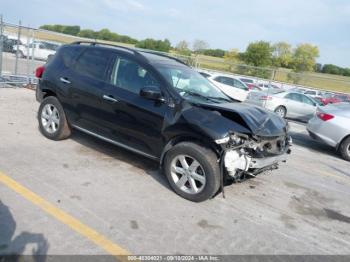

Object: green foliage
[135,38,172,52]
[202,49,226,58]
[40,24,138,44]
[224,49,240,63]
[291,43,319,72]
[322,64,350,76]
[272,42,293,68]
[78,29,98,39]
[40,24,80,36]
[243,41,273,67]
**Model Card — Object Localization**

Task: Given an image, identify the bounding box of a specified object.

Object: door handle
[102,95,119,103]
[60,77,71,84]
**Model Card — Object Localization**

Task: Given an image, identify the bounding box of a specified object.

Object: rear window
[74,48,111,80]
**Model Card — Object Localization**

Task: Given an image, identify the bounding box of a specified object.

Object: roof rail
[71,41,140,55]
[71,41,189,67]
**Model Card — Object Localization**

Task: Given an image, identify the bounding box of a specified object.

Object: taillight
[259,95,272,100]
[35,66,45,78]
[317,112,334,121]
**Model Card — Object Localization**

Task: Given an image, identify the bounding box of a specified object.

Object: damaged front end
[220,132,292,181]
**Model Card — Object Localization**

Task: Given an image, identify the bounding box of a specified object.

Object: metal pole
[14,20,21,76]
[0,15,3,77]
[26,25,30,83]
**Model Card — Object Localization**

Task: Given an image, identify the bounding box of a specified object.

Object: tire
[274,106,287,118]
[38,96,71,140]
[164,142,220,202]
[339,137,350,161]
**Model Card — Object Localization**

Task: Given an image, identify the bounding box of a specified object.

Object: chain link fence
[0,18,349,94]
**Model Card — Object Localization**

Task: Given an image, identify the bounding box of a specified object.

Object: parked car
[258,83,280,90]
[0,35,22,53]
[303,89,324,98]
[207,74,250,101]
[35,41,292,202]
[307,103,350,161]
[246,91,321,121]
[333,94,350,103]
[322,93,342,105]
[16,41,60,61]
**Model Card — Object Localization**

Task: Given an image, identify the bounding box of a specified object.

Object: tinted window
[285,93,302,102]
[110,57,160,94]
[74,49,110,80]
[301,95,315,105]
[240,78,254,84]
[60,46,82,68]
[234,79,248,90]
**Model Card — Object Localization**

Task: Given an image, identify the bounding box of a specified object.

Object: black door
[101,54,168,158]
[67,47,113,130]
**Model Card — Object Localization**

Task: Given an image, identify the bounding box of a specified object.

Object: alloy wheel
[41,104,60,134]
[170,155,206,194]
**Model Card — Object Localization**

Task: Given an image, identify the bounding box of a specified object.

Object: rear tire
[339,137,350,161]
[38,96,71,140]
[275,106,287,118]
[164,142,220,202]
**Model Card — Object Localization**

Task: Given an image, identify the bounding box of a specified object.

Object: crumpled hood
[198,102,288,137]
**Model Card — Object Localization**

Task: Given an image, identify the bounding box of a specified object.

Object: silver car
[246,91,321,121]
[307,103,350,161]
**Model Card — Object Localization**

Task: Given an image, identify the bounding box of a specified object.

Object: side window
[221,77,234,86]
[74,48,111,80]
[60,46,82,68]
[110,57,160,94]
[301,95,315,105]
[234,79,248,90]
[285,93,301,102]
[214,76,223,83]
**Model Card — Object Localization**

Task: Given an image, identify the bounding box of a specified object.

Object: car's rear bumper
[307,117,337,148]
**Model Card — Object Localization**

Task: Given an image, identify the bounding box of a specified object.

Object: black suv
[36,42,291,202]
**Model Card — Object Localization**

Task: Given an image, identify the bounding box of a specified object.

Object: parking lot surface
[0,88,349,256]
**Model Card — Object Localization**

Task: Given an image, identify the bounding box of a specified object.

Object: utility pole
[14,20,21,76]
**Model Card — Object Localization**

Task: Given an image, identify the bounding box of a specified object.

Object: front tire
[339,137,350,161]
[38,96,71,140]
[164,142,220,202]
[275,106,287,118]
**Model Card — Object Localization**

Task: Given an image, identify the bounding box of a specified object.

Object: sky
[1,0,349,67]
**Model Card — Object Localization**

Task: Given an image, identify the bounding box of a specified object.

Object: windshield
[157,65,232,103]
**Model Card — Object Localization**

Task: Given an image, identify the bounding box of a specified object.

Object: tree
[272,42,293,68]
[135,38,172,52]
[202,49,226,58]
[192,39,209,53]
[291,43,319,72]
[78,29,97,39]
[242,41,273,67]
[176,40,191,56]
[224,49,240,64]
[62,26,80,36]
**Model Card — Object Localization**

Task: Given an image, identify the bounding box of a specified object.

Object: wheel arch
[336,133,350,151]
[160,134,221,166]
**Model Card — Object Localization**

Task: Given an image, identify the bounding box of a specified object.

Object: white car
[207,74,249,102]
[17,41,60,61]
[303,89,324,98]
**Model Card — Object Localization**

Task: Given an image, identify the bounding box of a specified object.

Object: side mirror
[140,86,165,102]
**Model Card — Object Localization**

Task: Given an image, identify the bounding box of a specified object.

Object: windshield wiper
[207,96,232,102]
[183,91,221,103]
